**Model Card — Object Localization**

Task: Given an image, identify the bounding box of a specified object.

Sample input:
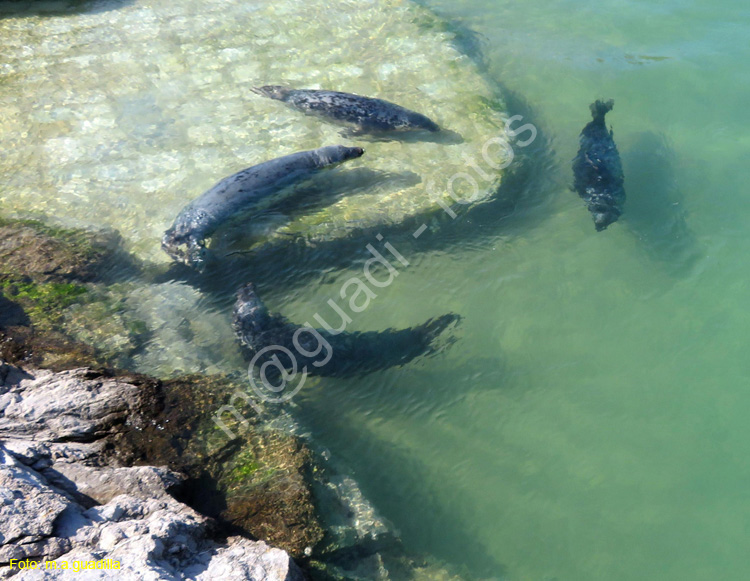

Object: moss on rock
[114,372,324,557]
[0,218,123,284]
[0,216,148,367]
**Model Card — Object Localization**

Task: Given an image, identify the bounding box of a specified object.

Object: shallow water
[3,0,750,579]
[0,0,507,262]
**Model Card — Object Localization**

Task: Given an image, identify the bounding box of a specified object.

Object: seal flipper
[590,99,614,123]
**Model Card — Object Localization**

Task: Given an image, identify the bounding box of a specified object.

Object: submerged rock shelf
[0,0,509,576]
[0,218,471,577]
[0,0,509,262]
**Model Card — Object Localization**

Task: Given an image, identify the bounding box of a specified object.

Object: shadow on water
[620,131,702,274]
[312,354,511,427]
[271,167,422,216]
[0,0,135,18]
[208,167,422,259]
[152,82,558,319]
[349,128,465,145]
[295,386,509,580]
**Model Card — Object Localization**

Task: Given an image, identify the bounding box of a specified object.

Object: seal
[162,145,364,269]
[252,86,441,136]
[233,282,460,380]
[572,99,625,231]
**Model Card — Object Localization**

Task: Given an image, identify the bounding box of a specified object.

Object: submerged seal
[252,86,441,136]
[233,282,460,380]
[162,145,364,269]
[572,99,625,231]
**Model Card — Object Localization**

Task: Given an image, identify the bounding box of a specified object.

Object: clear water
[2,0,750,580]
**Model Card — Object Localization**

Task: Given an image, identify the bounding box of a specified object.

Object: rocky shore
[0,363,304,581]
[0,218,464,579]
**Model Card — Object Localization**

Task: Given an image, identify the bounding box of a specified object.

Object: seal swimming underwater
[572,99,625,231]
[252,86,441,137]
[233,282,460,380]
[162,145,364,269]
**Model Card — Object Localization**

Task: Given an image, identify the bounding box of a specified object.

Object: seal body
[233,283,460,379]
[572,100,625,231]
[162,145,364,268]
[252,86,440,135]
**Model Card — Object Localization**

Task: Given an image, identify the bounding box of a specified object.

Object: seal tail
[251,85,292,101]
[590,99,614,122]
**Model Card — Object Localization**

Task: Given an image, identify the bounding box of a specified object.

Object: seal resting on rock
[572,99,625,231]
[252,86,441,137]
[233,282,460,380]
[162,145,364,269]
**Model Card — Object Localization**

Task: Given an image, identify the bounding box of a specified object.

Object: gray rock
[0,448,72,563]
[41,464,183,507]
[0,363,305,581]
[0,367,144,443]
[7,492,304,581]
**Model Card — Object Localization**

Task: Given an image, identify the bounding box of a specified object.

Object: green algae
[0,216,148,366]
[225,447,280,486]
[0,279,88,329]
[0,217,104,262]
[228,459,262,481]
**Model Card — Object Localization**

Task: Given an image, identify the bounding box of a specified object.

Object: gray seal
[252,86,441,136]
[162,145,364,269]
[233,282,460,380]
[572,99,625,231]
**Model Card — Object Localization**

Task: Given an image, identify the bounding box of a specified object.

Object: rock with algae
[0,218,122,284]
[0,0,510,263]
[114,372,326,558]
[0,364,304,581]
[0,218,146,369]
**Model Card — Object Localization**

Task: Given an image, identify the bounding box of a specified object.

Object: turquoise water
[290,1,750,580]
[2,0,750,579]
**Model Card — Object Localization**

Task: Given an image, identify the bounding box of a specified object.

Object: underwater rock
[572,99,626,231]
[0,0,511,262]
[0,219,126,284]
[0,217,147,369]
[0,324,102,372]
[112,372,325,558]
[252,86,440,137]
[233,282,460,379]
[216,431,324,556]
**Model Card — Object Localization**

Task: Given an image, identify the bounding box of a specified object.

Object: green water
[290,1,750,579]
[2,0,750,579]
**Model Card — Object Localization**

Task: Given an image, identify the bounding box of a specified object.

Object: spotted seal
[252,86,441,137]
[162,145,364,269]
[572,99,626,231]
[233,282,460,379]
